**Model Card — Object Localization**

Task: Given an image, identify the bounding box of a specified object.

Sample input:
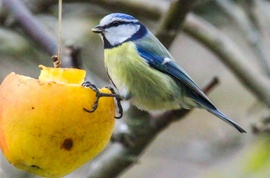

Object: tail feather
[189,92,246,133]
[207,108,246,133]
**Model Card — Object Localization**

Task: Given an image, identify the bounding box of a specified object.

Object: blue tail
[190,93,246,133]
[207,108,246,133]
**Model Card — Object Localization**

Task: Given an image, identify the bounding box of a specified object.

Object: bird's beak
[92,25,104,34]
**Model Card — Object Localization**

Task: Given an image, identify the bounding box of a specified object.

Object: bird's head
[92,13,147,48]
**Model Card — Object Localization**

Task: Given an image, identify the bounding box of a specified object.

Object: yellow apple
[0,66,115,177]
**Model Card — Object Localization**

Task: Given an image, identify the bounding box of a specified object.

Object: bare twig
[216,0,270,77]
[156,0,197,48]
[247,0,270,77]
[251,111,270,134]
[2,0,57,56]
[184,14,270,107]
[1,0,85,70]
[27,0,161,20]
[216,0,258,43]
[61,44,83,69]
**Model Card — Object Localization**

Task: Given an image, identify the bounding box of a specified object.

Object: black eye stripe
[104,21,140,29]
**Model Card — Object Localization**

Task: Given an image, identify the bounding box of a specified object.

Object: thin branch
[247,0,270,77]
[61,44,83,69]
[28,0,161,20]
[2,0,57,56]
[216,0,258,43]
[155,0,197,48]
[216,0,270,77]
[184,14,270,107]
[1,0,85,70]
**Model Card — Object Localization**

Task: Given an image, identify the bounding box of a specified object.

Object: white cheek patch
[105,24,140,46]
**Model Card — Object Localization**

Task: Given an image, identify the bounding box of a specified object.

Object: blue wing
[134,31,210,103]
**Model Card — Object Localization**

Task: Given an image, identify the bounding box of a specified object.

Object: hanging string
[55,0,62,68]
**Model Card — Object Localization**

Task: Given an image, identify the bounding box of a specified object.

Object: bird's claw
[82,81,123,119]
[105,86,123,119]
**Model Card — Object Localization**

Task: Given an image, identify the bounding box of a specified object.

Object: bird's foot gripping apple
[0,65,116,177]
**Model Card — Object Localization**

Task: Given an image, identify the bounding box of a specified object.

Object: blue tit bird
[92,13,246,133]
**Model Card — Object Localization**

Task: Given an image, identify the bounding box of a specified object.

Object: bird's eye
[111,21,120,26]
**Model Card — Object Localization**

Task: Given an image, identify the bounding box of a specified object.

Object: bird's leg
[82,81,123,119]
[104,86,123,119]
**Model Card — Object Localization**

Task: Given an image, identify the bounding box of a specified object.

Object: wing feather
[135,32,211,103]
